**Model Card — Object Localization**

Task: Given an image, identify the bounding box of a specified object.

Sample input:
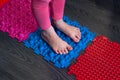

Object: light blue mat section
[23,16,96,68]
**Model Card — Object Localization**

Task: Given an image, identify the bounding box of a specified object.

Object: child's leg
[50,0,81,42]
[31,0,72,54]
[49,0,65,20]
[31,0,51,30]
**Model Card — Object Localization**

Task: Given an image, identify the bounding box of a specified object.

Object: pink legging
[31,0,65,30]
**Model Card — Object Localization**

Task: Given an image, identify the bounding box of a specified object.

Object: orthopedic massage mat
[68,36,120,80]
[23,16,96,68]
[0,0,37,42]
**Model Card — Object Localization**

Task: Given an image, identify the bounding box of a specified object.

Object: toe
[76,34,81,41]
[73,36,79,42]
[60,51,63,54]
[67,45,73,50]
[60,49,64,54]
[56,50,59,54]
[75,39,79,42]
[57,50,62,54]
[64,49,68,54]
[70,34,80,42]
[53,48,58,54]
[61,49,65,54]
[75,32,81,42]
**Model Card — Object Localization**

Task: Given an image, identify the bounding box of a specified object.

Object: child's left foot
[53,19,81,42]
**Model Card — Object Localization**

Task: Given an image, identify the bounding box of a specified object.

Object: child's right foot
[41,26,72,54]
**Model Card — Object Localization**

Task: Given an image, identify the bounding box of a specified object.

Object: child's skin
[32,0,81,54]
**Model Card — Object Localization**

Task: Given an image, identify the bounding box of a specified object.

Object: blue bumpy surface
[23,16,96,68]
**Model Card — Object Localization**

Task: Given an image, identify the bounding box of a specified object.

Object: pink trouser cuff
[32,0,65,30]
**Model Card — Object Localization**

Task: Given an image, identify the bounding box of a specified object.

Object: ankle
[42,25,52,32]
[42,26,55,35]
[53,19,63,24]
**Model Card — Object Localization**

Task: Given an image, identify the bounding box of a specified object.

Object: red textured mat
[68,36,120,80]
[0,0,8,7]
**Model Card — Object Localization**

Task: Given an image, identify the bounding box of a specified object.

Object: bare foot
[53,19,81,42]
[41,26,72,54]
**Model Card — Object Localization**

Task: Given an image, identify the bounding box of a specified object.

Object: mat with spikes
[23,16,96,68]
[68,36,120,80]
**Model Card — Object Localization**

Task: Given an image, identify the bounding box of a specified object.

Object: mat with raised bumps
[0,0,37,42]
[23,16,96,68]
[68,36,120,80]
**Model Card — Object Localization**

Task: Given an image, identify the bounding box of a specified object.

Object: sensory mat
[0,0,37,42]
[0,0,8,7]
[68,36,120,80]
[23,16,96,68]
